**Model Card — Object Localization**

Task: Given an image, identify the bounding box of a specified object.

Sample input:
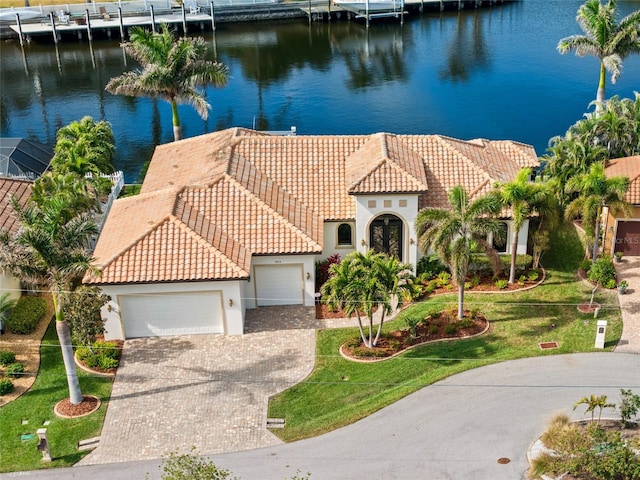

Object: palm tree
[0,197,98,405]
[0,292,17,333]
[573,394,616,424]
[415,186,503,320]
[321,250,415,348]
[557,0,640,108]
[53,116,115,174]
[494,169,559,284]
[105,25,228,141]
[565,162,631,262]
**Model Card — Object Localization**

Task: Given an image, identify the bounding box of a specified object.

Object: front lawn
[268,222,623,442]
[0,320,113,473]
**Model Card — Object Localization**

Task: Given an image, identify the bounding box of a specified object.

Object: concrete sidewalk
[614,257,640,353]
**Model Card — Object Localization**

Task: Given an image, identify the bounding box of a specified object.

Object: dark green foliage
[428,325,439,335]
[63,286,110,346]
[587,256,617,288]
[527,270,540,282]
[580,259,593,273]
[416,255,448,280]
[494,279,509,290]
[467,254,532,277]
[459,318,474,329]
[99,356,119,370]
[315,253,341,290]
[0,379,14,396]
[406,317,421,338]
[6,296,47,335]
[5,363,24,378]
[0,351,16,366]
[619,389,640,428]
[444,323,458,335]
[75,340,120,371]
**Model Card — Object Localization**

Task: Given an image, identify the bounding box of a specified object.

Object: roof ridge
[436,135,491,181]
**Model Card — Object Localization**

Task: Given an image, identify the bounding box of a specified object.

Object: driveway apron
[79,306,353,465]
[614,257,640,353]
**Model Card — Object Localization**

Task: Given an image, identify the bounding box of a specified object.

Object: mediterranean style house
[87,128,539,339]
[602,155,640,257]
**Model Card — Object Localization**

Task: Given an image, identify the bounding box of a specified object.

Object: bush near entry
[6,296,47,334]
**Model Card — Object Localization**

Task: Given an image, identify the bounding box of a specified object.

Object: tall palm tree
[106,25,228,141]
[0,197,98,405]
[321,250,415,348]
[557,0,640,108]
[494,169,559,284]
[53,116,115,174]
[565,162,631,262]
[415,186,503,320]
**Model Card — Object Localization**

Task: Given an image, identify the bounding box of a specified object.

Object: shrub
[423,280,437,295]
[619,389,640,428]
[76,346,92,361]
[429,325,439,335]
[85,356,101,368]
[579,259,592,273]
[315,253,341,290]
[471,276,480,287]
[99,356,119,370]
[6,296,47,334]
[436,271,451,287]
[459,318,474,329]
[444,323,457,335]
[528,270,540,282]
[0,379,14,396]
[468,254,532,276]
[64,285,110,346]
[587,256,616,288]
[76,340,120,371]
[406,317,421,338]
[416,255,448,280]
[5,362,25,378]
[0,350,16,366]
[518,275,527,286]
[494,279,508,290]
[93,341,119,359]
[464,282,472,290]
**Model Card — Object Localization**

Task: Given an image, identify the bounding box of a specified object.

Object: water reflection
[440,10,489,82]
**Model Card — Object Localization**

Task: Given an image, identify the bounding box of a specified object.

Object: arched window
[337,223,353,246]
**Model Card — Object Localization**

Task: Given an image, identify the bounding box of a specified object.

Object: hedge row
[6,296,47,335]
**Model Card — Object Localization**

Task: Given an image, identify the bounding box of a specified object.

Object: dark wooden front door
[615,221,640,256]
[370,215,403,259]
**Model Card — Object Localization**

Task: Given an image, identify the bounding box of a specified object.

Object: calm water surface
[1,0,639,181]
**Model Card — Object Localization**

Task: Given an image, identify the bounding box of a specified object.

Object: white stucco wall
[0,273,21,301]
[354,194,420,270]
[244,255,316,309]
[99,280,245,340]
[320,221,356,262]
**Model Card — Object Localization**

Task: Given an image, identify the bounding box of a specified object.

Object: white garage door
[119,291,223,338]
[255,265,303,306]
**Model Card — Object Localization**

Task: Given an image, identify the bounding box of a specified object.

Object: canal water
[1,0,639,182]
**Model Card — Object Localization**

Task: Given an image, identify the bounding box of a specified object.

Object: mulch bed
[341,310,488,360]
[54,395,101,418]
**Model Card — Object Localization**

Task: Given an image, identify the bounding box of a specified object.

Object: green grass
[268,222,623,442]
[0,320,114,473]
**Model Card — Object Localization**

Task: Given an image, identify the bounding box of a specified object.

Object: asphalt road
[6,352,640,480]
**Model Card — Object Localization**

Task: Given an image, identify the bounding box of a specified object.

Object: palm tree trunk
[458,283,464,320]
[592,209,601,263]
[171,99,183,141]
[596,62,606,113]
[509,229,519,284]
[53,294,83,405]
[355,312,368,347]
[372,308,386,347]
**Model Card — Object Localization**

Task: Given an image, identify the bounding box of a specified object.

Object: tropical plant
[565,162,631,262]
[0,292,17,332]
[493,168,559,283]
[0,196,98,405]
[31,172,101,217]
[415,186,503,320]
[52,116,115,175]
[321,250,416,348]
[557,0,640,108]
[619,389,640,427]
[63,286,111,347]
[574,394,616,423]
[106,24,228,141]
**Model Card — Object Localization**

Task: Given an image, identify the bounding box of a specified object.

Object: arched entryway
[369,214,403,260]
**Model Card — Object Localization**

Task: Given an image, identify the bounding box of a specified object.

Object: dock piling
[85,9,92,42]
[15,13,24,46]
[150,5,156,32]
[181,3,187,35]
[118,7,125,41]
[210,1,215,31]
[49,12,58,44]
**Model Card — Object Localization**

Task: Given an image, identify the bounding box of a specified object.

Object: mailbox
[36,428,51,462]
[595,320,607,349]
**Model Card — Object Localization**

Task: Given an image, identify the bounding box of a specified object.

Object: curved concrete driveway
[18,352,640,480]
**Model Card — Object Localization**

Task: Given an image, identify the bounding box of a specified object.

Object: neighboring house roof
[605,156,640,205]
[0,177,33,234]
[87,129,538,285]
[0,138,53,179]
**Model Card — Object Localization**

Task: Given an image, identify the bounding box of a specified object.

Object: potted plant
[617,280,628,294]
[614,251,623,263]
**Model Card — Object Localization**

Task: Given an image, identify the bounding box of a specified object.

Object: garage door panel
[615,221,640,256]
[120,291,223,338]
[255,265,303,306]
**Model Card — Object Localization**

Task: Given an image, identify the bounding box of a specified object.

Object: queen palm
[0,197,98,405]
[557,0,640,108]
[106,25,228,141]
[494,169,558,284]
[565,162,631,262]
[415,186,503,320]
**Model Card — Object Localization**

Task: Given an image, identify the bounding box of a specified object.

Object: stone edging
[54,395,101,419]
[74,353,116,377]
[339,320,491,363]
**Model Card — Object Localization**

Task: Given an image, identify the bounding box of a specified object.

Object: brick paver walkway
[614,257,640,354]
[79,307,359,465]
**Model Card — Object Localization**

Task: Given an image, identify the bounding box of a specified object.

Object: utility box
[36,428,51,462]
[595,320,607,349]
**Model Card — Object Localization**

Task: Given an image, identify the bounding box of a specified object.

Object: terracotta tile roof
[90,129,538,285]
[0,178,33,234]
[605,156,640,205]
[345,134,429,194]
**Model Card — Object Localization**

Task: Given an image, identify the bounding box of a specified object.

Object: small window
[337,223,353,246]
[492,222,509,253]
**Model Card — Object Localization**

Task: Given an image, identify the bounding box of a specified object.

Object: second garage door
[615,221,640,256]
[254,264,304,306]
[119,291,224,338]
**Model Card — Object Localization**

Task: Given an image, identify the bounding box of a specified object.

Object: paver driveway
[80,306,353,465]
